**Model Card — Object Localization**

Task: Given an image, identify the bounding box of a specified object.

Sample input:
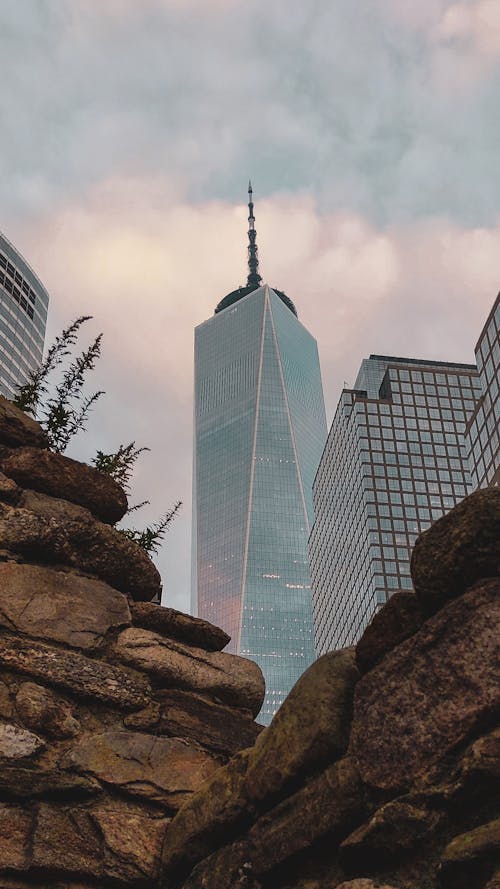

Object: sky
[1,0,499,613]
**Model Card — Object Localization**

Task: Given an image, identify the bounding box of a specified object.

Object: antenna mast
[247,180,262,287]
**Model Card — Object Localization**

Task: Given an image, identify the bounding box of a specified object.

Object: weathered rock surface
[350,579,500,793]
[0,766,99,800]
[439,819,500,889]
[66,729,220,810]
[0,471,21,505]
[335,882,402,889]
[0,631,152,710]
[0,721,44,759]
[0,562,130,649]
[114,626,265,716]
[1,447,128,524]
[131,601,230,651]
[245,648,359,805]
[0,491,161,601]
[0,801,32,870]
[15,682,79,739]
[0,396,48,449]
[355,591,424,674]
[339,798,441,869]
[124,687,261,756]
[411,487,500,613]
[161,749,252,880]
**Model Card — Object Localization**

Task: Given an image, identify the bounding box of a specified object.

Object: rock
[0,677,14,720]
[246,756,364,876]
[350,579,500,793]
[460,727,500,783]
[131,601,230,651]
[0,472,21,505]
[114,626,265,716]
[486,871,500,889]
[32,802,102,878]
[0,630,152,711]
[65,729,219,810]
[124,687,261,757]
[0,396,48,449]
[335,882,402,889]
[0,801,32,870]
[182,840,258,889]
[177,756,365,888]
[15,682,80,739]
[33,799,167,881]
[355,592,424,673]
[0,766,100,800]
[1,446,128,524]
[0,490,161,601]
[0,721,44,759]
[411,488,500,614]
[161,749,252,880]
[339,798,441,869]
[245,648,359,805]
[93,798,170,883]
[0,562,131,649]
[439,819,500,889]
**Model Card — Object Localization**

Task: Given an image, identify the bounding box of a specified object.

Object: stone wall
[160,487,500,889]
[0,397,265,888]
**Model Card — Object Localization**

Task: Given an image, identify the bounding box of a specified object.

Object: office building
[310,355,482,655]
[466,293,499,488]
[0,233,49,398]
[192,185,327,722]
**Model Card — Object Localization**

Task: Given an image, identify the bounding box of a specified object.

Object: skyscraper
[310,355,481,655]
[466,292,499,489]
[192,185,327,723]
[0,232,49,398]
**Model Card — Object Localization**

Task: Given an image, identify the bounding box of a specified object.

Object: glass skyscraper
[310,355,482,655]
[0,233,49,398]
[466,292,499,489]
[192,187,327,723]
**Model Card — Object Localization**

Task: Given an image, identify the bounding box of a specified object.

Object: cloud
[430,1,500,91]
[9,178,498,613]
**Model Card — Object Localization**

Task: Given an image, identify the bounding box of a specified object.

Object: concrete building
[0,232,49,398]
[192,186,327,722]
[309,354,481,655]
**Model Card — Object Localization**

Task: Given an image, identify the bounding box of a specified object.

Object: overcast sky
[1,0,499,613]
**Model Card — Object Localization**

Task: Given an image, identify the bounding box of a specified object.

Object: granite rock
[245,648,359,805]
[0,396,48,449]
[350,579,500,793]
[66,729,219,810]
[131,601,230,651]
[0,801,32,871]
[411,487,500,614]
[124,687,261,757]
[114,626,265,716]
[339,798,441,869]
[161,749,252,880]
[0,630,152,711]
[0,766,100,800]
[355,591,424,674]
[0,562,131,649]
[0,490,161,601]
[439,819,500,889]
[15,682,80,739]
[1,446,128,523]
[0,721,44,760]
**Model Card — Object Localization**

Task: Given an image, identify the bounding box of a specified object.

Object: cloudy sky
[1,0,499,612]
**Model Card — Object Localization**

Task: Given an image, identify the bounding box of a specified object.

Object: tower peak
[247,181,262,287]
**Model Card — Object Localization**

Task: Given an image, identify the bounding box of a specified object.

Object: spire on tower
[247,180,262,287]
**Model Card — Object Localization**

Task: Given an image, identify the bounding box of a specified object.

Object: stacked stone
[0,397,264,888]
[161,487,500,889]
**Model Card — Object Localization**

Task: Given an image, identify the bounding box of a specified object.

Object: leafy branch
[92,442,150,493]
[122,501,182,555]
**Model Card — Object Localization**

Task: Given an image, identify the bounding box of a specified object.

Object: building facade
[310,355,481,655]
[0,233,49,398]
[466,293,499,488]
[192,187,327,723]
